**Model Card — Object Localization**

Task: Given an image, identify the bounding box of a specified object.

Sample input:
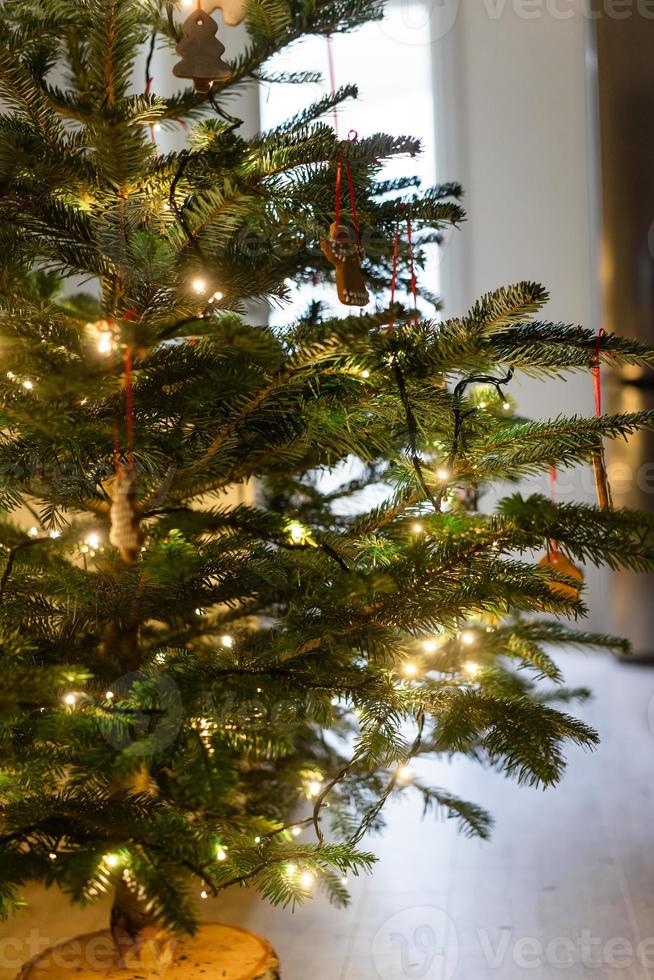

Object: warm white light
[461,630,476,646]
[215,844,227,862]
[191,277,207,295]
[209,290,224,303]
[49,530,61,539]
[291,826,302,838]
[299,870,315,890]
[86,532,100,551]
[288,521,305,543]
[104,853,119,868]
[48,852,57,861]
[397,764,413,783]
[436,469,449,481]
[200,889,208,899]
[411,522,424,534]
[254,836,261,844]
[181,0,194,7]
[503,402,511,412]
[105,690,114,700]
[22,379,33,390]
[221,634,234,649]
[28,526,38,537]
[306,779,322,799]
[463,661,480,679]
[422,639,438,653]
[63,693,77,707]
[153,123,162,133]
[97,333,113,354]
[341,876,348,885]
[402,661,418,678]
[361,369,370,379]
[286,862,297,877]
[479,401,487,409]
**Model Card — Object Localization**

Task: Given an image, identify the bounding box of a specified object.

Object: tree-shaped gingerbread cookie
[321,221,370,307]
[173,10,231,93]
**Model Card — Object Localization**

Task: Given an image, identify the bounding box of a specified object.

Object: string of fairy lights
[3,8,512,907]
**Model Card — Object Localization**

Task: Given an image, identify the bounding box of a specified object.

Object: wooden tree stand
[16,924,280,980]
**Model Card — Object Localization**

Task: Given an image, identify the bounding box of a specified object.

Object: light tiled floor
[3,650,654,979]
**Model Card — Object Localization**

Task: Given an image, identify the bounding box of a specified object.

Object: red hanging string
[334,161,343,232]
[592,328,606,418]
[388,222,400,335]
[326,34,339,135]
[344,160,360,246]
[406,214,418,321]
[124,347,134,471]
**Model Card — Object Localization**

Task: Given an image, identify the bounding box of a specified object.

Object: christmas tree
[2,0,654,948]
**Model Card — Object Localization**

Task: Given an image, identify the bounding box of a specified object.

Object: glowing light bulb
[479,401,487,409]
[291,826,302,838]
[402,661,418,678]
[299,870,315,890]
[49,852,57,861]
[412,522,424,534]
[200,889,208,899]
[361,369,370,379]
[254,836,261,844]
[97,333,113,354]
[306,779,323,798]
[22,379,33,390]
[422,639,438,654]
[191,277,207,295]
[286,862,297,878]
[63,693,77,707]
[181,0,194,7]
[209,290,223,303]
[104,853,119,868]
[85,532,100,551]
[461,630,476,646]
[341,876,348,885]
[287,521,305,543]
[6,371,14,380]
[28,526,38,537]
[153,123,162,133]
[397,764,413,783]
[49,530,61,539]
[105,690,114,701]
[221,634,234,649]
[436,468,449,481]
[463,661,480,679]
[503,402,511,412]
[215,844,227,862]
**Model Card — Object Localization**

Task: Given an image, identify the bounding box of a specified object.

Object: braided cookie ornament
[188,0,247,24]
[173,9,231,92]
[321,222,369,307]
[110,470,144,562]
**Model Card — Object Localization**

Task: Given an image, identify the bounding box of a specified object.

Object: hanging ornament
[173,9,231,93]
[539,550,584,600]
[321,221,369,307]
[110,469,144,563]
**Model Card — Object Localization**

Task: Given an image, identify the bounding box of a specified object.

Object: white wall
[430,2,609,629]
